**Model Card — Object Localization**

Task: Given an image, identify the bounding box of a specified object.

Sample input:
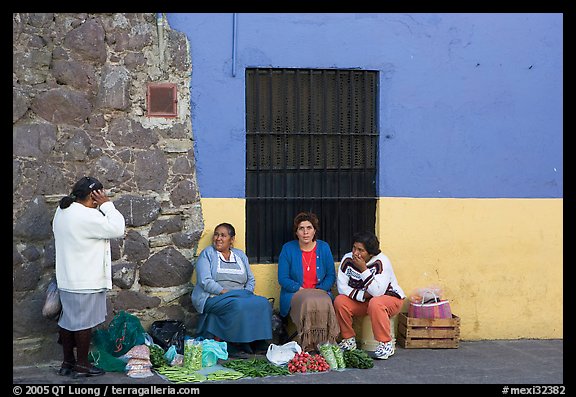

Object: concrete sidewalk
[12,339,563,385]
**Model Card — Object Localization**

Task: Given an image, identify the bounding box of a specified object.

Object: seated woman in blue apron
[191,223,272,357]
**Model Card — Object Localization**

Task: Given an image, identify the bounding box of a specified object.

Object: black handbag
[268,298,289,344]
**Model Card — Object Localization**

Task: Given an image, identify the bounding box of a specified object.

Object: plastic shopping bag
[408,299,452,318]
[408,287,452,319]
[201,339,228,367]
[183,339,203,370]
[107,311,146,355]
[42,278,61,320]
[150,320,186,354]
[266,341,302,366]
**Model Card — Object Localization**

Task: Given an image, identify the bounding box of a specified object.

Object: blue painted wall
[166,13,563,199]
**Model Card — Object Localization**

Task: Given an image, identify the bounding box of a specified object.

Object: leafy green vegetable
[343,349,374,369]
[149,344,166,368]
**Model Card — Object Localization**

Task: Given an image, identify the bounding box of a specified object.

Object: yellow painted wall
[197,197,563,340]
[198,198,246,251]
[376,198,563,340]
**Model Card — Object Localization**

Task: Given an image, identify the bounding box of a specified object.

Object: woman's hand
[352,253,368,272]
[90,189,109,206]
[220,289,229,295]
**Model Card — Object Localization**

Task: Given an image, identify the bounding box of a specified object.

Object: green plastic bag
[90,330,127,372]
[90,311,146,372]
[107,311,146,356]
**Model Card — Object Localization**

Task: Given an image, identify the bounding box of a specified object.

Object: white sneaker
[374,341,395,359]
[338,337,357,351]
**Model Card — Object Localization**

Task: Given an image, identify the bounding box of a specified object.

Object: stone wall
[13,13,203,366]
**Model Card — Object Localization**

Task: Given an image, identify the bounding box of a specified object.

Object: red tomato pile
[287,352,331,373]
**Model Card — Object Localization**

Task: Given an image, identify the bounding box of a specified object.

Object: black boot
[73,328,105,378]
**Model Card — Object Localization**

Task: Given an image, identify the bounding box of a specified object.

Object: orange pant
[334,294,403,343]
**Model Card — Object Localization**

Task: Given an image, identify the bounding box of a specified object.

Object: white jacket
[53,201,125,291]
[337,251,405,302]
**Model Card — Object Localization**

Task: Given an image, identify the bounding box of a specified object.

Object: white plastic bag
[265,341,302,366]
[42,278,61,320]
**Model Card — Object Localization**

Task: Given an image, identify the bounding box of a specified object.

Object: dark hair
[214,222,236,238]
[59,176,104,209]
[293,212,319,241]
[352,231,381,256]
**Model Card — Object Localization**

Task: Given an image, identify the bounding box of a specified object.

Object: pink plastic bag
[408,299,452,319]
[408,287,452,319]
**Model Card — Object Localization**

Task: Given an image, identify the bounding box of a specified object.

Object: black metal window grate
[246,68,378,263]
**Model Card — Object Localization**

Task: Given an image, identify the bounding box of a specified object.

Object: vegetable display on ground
[149,344,166,368]
[287,352,330,373]
[343,349,374,369]
[223,358,291,377]
[155,366,207,383]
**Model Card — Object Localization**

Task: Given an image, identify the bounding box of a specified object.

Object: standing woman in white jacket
[52,176,125,378]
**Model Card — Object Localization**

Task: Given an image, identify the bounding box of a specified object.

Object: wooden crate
[397,312,460,349]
